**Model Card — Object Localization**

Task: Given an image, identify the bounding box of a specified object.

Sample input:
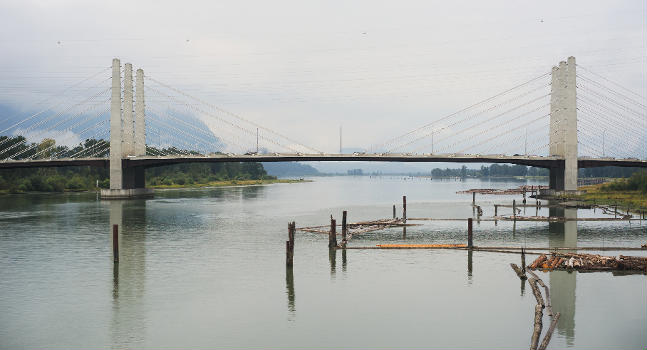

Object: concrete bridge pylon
[101,58,152,199]
[548,56,578,192]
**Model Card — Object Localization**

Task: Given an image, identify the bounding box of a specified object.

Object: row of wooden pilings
[286,195,476,266]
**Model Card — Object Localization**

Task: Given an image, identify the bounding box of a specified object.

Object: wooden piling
[467,218,473,249]
[523,191,527,204]
[112,224,119,263]
[521,247,526,273]
[393,205,396,219]
[341,211,347,244]
[494,204,498,217]
[286,222,295,266]
[472,192,476,205]
[329,217,337,248]
[513,200,517,221]
[402,196,407,223]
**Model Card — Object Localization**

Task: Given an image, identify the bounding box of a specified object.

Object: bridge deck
[0,153,645,169]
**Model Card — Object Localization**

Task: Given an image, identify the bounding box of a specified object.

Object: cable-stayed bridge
[0,57,645,198]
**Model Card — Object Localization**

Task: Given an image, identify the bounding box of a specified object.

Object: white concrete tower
[134,68,146,156]
[109,58,123,190]
[122,63,135,156]
[549,65,562,157]
[548,57,578,192]
[563,56,578,191]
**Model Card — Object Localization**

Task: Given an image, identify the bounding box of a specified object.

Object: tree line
[429,164,643,178]
[0,136,273,192]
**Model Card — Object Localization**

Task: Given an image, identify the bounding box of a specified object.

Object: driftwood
[528,253,647,273]
[528,278,545,309]
[457,185,548,195]
[527,270,552,317]
[512,263,559,350]
[510,263,527,280]
[538,312,560,350]
[530,304,543,350]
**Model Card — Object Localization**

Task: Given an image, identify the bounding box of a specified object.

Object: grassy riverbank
[575,184,646,212]
[573,172,647,212]
[149,178,309,189]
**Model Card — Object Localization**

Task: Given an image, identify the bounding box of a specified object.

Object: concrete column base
[101,188,154,199]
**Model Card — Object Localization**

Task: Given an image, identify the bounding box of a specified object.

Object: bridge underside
[1,155,645,170]
[1,154,644,198]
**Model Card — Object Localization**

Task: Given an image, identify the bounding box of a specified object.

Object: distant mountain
[262,162,320,177]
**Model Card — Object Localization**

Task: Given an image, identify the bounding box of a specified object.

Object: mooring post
[467,218,473,249]
[472,192,476,205]
[494,204,498,217]
[112,224,119,263]
[393,204,396,219]
[402,196,407,223]
[329,216,337,248]
[513,199,517,221]
[286,222,295,266]
[521,247,526,273]
[523,191,527,204]
[341,211,347,245]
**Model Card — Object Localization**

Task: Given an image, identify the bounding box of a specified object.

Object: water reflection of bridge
[109,200,147,348]
[548,206,577,346]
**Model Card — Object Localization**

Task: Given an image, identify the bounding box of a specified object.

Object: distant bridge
[0,56,645,198]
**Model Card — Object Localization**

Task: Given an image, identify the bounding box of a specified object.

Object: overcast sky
[1,0,645,154]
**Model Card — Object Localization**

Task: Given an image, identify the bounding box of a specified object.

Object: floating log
[528,253,647,272]
[530,254,547,269]
[538,312,561,350]
[457,185,549,196]
[530,304,543,350]
[527,270,552,317]
[376,244,466,248]
[528,278,545,309]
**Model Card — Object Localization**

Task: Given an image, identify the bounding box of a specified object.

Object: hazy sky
[1,0,645,153]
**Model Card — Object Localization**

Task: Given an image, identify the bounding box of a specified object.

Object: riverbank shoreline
[148,178,310,189]
[573,183,646,212]
[0,178,311,194]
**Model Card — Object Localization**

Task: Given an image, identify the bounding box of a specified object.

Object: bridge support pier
[101,58,153,199]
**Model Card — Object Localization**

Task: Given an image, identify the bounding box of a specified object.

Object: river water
[0,176,645,349]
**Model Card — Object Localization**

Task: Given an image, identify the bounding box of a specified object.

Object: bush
[99,178,110,189]
[66,176,85,190]
[602,171,647,193]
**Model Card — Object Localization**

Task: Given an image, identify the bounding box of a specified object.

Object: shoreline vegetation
[572,171,647,212]
[0,161,298,194]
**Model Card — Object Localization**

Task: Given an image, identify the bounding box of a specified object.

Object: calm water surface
[1,177,645,349]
